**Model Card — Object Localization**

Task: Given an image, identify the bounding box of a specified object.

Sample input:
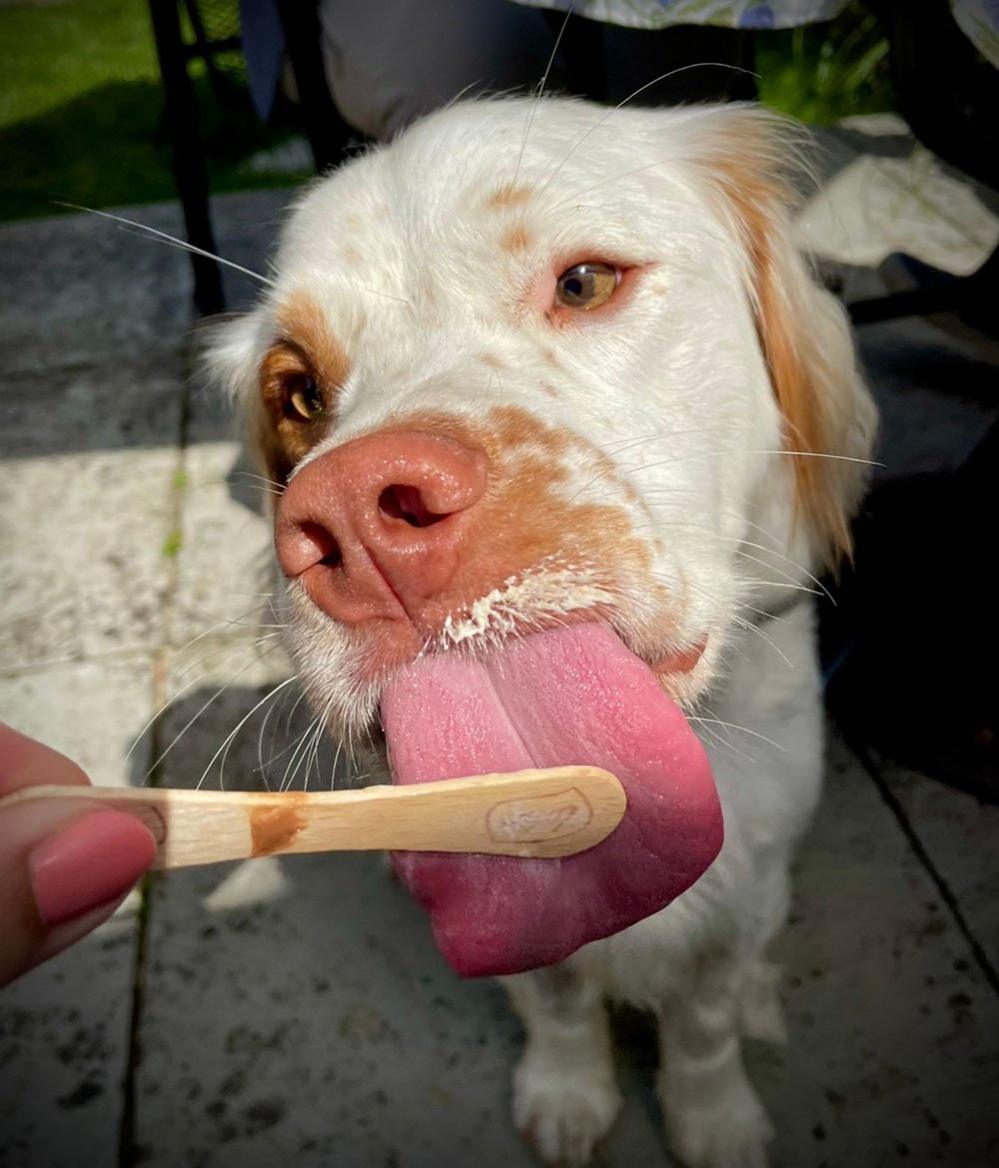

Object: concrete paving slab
[0,896,141,1168]
[0,655,156,789]
[0,444,179,670]
[756,733,999,1168]
[0,654,157,1168]
[875,754,999,974]
[169,439,275,657]
[0,356,185,670]
[0,190,291,379]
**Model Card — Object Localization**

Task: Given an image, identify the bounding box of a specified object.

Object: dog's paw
[662,1077,774,1168]
[512,1048,622,1167]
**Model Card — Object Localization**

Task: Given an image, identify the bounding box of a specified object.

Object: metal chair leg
[149,0,225,315]
[275,0,352,173]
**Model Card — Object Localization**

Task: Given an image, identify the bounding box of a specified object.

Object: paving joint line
[117,346,194,1168]
[848,734,999,997]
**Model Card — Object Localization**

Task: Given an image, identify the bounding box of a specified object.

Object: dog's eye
[284,375,323,422]
[555,262,619,310]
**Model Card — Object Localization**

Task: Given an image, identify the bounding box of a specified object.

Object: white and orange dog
[209,98,876,1167]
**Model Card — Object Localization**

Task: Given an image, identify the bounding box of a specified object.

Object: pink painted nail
[29,810,157,926]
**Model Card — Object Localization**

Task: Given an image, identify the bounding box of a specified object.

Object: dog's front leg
[658,954,774,1168]
[502,965,622,1167]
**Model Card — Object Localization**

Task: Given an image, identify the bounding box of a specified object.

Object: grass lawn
[0,0,894,223]
[0,0,307,221]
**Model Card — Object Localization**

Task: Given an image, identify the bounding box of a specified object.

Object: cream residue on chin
[437,562,617,648]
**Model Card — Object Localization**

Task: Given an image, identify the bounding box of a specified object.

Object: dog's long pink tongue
[381,623,722,977]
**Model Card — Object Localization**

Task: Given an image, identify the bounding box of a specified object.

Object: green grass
[757,9,894,125]
[0,0,308,221]
[161,527,183,558]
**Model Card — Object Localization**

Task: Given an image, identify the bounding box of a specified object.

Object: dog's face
[211,98,875,744]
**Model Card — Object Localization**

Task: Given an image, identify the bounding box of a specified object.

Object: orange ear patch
[699,112,855,564]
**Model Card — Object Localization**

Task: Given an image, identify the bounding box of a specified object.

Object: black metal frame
[149,0,224,315]
[147,0,353,314]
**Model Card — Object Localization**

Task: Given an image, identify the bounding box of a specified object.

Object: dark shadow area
[823,417,999,803]
[125,674,341,797]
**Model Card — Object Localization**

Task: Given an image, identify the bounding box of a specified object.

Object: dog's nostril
[299,521,342,569]
[378,484,448,528]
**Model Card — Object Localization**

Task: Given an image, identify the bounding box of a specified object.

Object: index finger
[0,722,90,796]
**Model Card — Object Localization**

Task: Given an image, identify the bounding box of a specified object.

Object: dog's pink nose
[275,430,488,624]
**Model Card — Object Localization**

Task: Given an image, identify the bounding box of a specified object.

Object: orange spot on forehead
[485,183,534,210]
[500,223,532,254]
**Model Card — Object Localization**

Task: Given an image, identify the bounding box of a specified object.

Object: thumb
[0,726,156,987]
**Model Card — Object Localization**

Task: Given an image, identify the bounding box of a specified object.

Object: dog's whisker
[513,7,571,185]
[540,61,759,200]
[626,447,877,478]
[142,646,281,785]
[209,676,297,792]
[283,685,312,735]
[753,449,883,467]
[124,627,272,762]
[57,203,276,286]
[304,693,337,791]
[195,677,296,794]
[279,713,322,793]
[651,521,832,601]
[329,735,345,792]
[691,714,789,755]
[230,470,287,491]
[598,425,752,459]
[688,716,757,764]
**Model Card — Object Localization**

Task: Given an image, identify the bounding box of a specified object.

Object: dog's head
[209,98,874,740]
[208,98,877,975]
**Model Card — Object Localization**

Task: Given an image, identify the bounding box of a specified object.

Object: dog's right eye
[555,262,620,310]
[284,374,324,422]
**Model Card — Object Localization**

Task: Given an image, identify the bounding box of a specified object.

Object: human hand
[0,722,156,987]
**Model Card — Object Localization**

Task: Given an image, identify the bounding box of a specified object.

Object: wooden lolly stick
[0,766,626,870]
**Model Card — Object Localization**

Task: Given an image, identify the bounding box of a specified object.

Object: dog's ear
[199,309,290,488]
[692,106,877,568]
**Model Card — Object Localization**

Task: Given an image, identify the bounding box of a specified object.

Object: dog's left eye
[555,262,620,310]
[284,374,324,422]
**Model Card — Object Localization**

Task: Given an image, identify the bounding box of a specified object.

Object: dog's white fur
[209,98,876,1167]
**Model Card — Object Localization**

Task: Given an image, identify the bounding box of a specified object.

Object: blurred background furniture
[147,0,352,313]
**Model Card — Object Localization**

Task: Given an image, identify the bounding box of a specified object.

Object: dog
[207,97,877,1167]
